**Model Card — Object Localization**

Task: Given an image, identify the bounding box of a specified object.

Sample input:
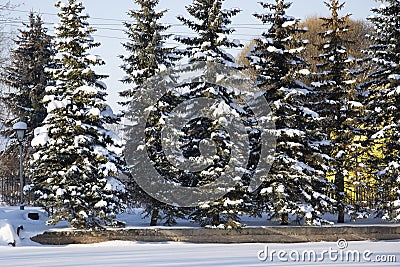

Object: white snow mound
[0,219,19,246]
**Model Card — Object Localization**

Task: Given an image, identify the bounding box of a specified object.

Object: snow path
[0,240,399,266]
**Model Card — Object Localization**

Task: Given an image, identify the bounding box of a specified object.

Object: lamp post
[13,121,27,210]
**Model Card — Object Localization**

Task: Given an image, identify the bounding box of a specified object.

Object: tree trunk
[212,213,220,226]
[280,213,289,225]
[150,209,159,226]
[337,205,345,223]
[336,172,345,223]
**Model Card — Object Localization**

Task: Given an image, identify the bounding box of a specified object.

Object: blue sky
[6,0,380,112]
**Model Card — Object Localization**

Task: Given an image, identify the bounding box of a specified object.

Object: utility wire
[0,19,263,38]
[3,7,268,27]
[2,8,264,50]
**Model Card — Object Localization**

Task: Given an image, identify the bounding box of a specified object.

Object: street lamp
[13,121,27,211]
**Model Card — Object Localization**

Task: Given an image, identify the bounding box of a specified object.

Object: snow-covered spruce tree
[29,0,126,229]
[0,12,54,160]
[175,0,241,65]
[312,0,365,223]
[120,0,184,226]
[246,0,334,225]
[362,0,400,222]
[173,0,254,228]
[119,0,179,103]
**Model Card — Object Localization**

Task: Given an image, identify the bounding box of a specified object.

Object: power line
[0,18,157,30]
[3,7,131,22]
[0,19,262,38]
[1,8,263,49]
[3,7,268,27]
[1,26,254,49]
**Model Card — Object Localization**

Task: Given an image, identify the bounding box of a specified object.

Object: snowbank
[0,219,19,246]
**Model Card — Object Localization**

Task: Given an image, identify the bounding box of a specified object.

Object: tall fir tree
[363,0,400,222]
[247,0,334,225]
[29,0,126,229]
[312,0,365,223]
[119,0,178,103]
[172,0,256,228]
[175,0,242,65]
[0,13,54,163]
[120,0,184,226]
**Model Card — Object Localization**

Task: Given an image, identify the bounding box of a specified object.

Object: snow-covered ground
[0,206,399,266]
[1,240,399,266]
